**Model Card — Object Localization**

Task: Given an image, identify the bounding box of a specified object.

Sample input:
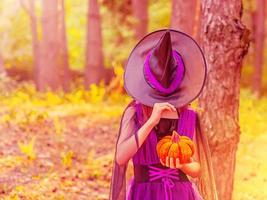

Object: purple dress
[126,102,203,200]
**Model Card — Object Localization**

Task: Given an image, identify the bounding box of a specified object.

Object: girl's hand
[160,157,194,169]
[148,102,176,126]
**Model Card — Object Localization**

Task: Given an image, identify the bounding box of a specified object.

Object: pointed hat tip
[156,30,171,48]
[163,30,171,39]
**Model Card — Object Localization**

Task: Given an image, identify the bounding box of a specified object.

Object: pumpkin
[156,130,195,166]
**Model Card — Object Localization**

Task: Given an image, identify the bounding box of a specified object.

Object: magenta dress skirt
[126,105,203,200]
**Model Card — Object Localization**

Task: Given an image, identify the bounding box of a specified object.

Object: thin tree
[199,0,250,199]
[58,0,71,92]
[39,0,70,91]
[85,0,104,88]
[171,0,199,38]
[20,0,40,89]
[252,0,265,98]
[132,0,148,40]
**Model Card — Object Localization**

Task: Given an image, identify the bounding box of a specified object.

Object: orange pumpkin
[156,130,194,166]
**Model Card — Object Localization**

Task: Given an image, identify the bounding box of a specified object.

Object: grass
[233,89,267,200]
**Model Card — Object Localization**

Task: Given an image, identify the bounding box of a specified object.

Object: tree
[84,0,104,88]
[199,0,250,199]
[58,0,71,92]
[20,0,40,89]
[39,0,70,92]
[170,0,200,38]
[132,0,148,40]
[252,0,265,98]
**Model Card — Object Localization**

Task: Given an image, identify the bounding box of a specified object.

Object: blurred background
[0,0,266,199]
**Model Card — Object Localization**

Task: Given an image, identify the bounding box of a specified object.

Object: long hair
[140,104,152,123]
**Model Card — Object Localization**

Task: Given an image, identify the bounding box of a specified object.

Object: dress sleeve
[109,101,137,200]
[117,103,139,150]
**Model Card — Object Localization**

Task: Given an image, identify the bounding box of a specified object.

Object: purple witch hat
[123,29,207,108]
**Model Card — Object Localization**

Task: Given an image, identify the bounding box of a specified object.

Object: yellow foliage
[113,62,124,77]
[0,77,130,128]
[88,82,106,104]
[17,136,36,161]
[14,185,25,193]
[45,91,63,106]
[239,89,267,137]
[61,150,74,168]
[65,89,86,104]
[5,194,20,200]
[53,116,64,135]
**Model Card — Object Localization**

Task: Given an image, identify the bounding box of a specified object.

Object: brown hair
[140,104,152,123]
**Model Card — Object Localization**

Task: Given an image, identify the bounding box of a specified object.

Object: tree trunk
[20,0,40,88]
[170,0,197,36]
[39,0,70,92]
[85,0,104,89]
[58,0,71,92]
[199,0,250,200]
[28,0,40,90]
[132,0,148,40]
[252,0,265,98]
[194,0,202,42]
[39,0,59,91]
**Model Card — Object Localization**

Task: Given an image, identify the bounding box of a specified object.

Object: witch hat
[124,28,206,108]
[149,31,178,88]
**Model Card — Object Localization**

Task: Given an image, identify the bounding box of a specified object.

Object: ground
[0,86,266,200]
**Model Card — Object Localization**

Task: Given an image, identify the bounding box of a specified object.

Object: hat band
[144,50,185,94]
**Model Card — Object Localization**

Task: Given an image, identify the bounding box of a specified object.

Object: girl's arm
[116,102,176,166]
[179,131,201,178]
[179,160,201,178]
[116,115,156,165]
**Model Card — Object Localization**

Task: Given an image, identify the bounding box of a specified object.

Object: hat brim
[123,29,207,108]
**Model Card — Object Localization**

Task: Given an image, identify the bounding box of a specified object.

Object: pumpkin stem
[171,130,180,143]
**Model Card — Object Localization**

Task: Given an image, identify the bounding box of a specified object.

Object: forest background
[0,0,266,199]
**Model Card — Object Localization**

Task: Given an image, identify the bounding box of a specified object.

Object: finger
[166,105,176,112]
[160,158,164,166]
[176,158,181,168]
[176,158,179,168]
[160,105,172,112]
[158,104,171,108]
[166,103,176,111]
[170,157,175,168]
[160,102,174,107]
[166,156,169,167]
[159,102,176,110]
[161,102,176,111]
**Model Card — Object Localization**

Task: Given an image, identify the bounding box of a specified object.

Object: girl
[109,29,218,200]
